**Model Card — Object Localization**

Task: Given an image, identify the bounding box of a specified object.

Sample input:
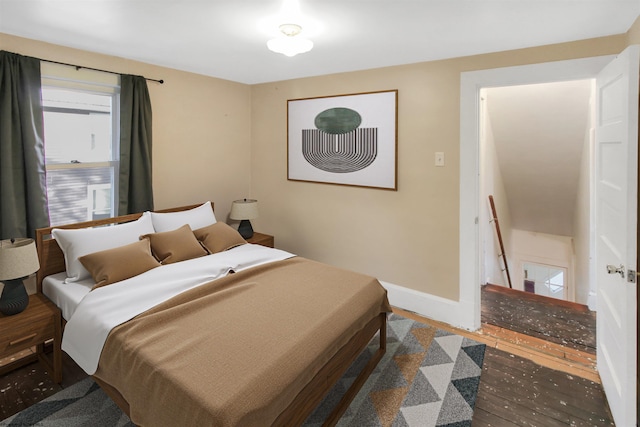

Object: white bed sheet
[42,273,93,321]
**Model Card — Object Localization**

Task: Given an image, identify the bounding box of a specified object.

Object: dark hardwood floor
[0,293,614,426]
[481,284,597,354]
[475,285,613,426]
[475,346,613,426]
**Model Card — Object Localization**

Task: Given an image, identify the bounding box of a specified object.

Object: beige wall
[251,35,627,302]
[0,33,253,222]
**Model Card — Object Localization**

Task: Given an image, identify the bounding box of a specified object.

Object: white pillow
[149,201,216,232]
[52,212,155,283]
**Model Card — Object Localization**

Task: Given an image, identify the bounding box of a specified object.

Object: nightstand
[246,232,274,248]
[0,294,62,383]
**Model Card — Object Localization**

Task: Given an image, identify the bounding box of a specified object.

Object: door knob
[606,264,625,278]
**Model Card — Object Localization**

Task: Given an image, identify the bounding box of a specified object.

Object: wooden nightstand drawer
[0,320,54,355]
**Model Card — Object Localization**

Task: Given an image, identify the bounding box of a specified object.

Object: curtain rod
[41,58,164,84]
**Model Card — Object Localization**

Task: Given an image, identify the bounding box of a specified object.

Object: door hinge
[628,270,637,283]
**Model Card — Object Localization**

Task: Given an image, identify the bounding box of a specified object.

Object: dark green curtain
[0,51,49,239]
[119,74,153,214]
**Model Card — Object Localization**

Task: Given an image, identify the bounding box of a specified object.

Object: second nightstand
[246,232,274,248]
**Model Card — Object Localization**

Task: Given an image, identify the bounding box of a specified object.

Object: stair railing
[488,195,513,288]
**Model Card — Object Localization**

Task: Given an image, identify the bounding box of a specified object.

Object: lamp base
[238,220,254,239]
[0,278,29,316]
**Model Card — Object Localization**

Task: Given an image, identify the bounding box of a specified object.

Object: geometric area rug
[0,313,485,427]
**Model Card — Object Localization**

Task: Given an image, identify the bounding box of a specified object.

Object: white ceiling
[486,80,593,237]
[0,0,638,84]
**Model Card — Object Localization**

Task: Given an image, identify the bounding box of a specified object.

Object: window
[523,262,567,300]
[41,65,120,226]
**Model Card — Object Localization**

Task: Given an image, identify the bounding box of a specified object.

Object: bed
[35,202,390,426]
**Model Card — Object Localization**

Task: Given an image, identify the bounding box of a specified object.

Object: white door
[595,45,638,426]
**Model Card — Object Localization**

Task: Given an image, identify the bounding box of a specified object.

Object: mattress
[42,272,92,321]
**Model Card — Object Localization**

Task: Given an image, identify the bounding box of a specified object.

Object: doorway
[458,54,614,331]
[480,80,594,305]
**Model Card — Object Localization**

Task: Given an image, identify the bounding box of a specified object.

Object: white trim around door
[458,55,614,331]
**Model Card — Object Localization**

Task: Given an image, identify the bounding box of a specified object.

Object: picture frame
[287,90,398,190]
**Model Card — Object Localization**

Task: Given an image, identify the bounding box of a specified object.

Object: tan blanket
[94,257,391,427]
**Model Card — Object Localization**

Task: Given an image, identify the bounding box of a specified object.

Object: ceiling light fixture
[267,23,313,57]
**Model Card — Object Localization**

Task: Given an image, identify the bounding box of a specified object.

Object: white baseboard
[379,280,479,331]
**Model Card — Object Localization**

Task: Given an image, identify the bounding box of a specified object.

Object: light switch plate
[435,152,445,167]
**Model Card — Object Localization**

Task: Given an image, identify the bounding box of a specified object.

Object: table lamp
[229,199,259,239]
[0,238,40,316]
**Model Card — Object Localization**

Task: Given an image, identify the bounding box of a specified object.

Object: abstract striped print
[302,128,378,173]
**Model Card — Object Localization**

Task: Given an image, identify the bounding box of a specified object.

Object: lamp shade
[0,238,40,281]
[267,23,313,57]
[229,199,259,220]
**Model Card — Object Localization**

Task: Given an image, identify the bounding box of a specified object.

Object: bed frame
[35,203,387,426]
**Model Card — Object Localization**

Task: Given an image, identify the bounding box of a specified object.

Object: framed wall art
[287,90,398,190]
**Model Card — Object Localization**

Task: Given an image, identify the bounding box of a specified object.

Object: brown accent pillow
[193,222,247,254]
[79,239,161,289]
[141,224,208,264]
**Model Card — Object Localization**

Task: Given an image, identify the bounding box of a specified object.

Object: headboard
[34,203,214,294]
